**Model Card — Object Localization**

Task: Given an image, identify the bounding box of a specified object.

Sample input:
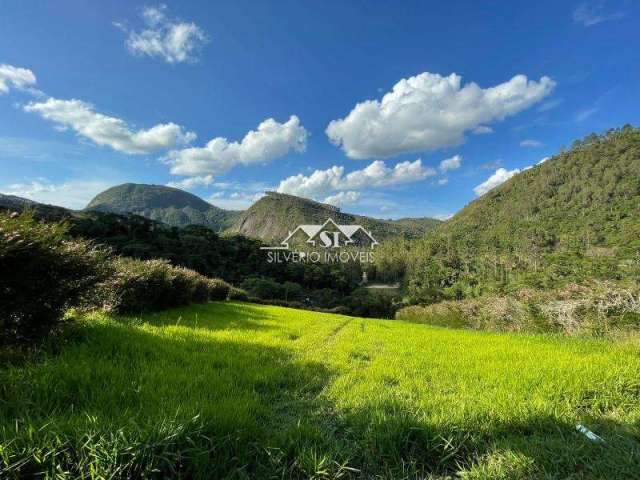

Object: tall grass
[2,302,640,478]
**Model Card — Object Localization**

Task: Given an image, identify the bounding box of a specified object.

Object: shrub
[397,281,640,336]
[228,287,248,301]
[172,267,210,304]
[240,277,285,300]
[92,257,230,314]
[206,278,231,301]
[0,213,107,345]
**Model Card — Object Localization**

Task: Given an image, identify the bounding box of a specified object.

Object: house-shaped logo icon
[261,218,378,250]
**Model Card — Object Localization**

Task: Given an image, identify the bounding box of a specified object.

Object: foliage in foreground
[2,302,640,478]
[0,213,107,345]
[0,213,231,345]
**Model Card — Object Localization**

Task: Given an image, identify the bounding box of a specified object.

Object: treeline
[67,213,373,310]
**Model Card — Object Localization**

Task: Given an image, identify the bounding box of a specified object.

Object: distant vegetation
[85,185,441,243]
[230,191,441,242]
[372,126,640,331]
[86,183,241,232]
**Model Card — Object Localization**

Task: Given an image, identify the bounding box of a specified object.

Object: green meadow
[2,302,639,479]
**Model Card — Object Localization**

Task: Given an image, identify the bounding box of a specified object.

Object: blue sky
[0,0,638,218]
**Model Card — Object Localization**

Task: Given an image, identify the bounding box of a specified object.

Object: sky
[1,0,639,219]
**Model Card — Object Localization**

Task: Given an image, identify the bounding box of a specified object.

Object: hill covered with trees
[374,125,640,301]
[230,191,441,242]
[86,183,241,232]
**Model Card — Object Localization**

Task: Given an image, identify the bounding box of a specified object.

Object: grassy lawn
[2,302,640,479]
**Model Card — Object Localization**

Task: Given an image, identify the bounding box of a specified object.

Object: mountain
[229,191,441,242]
[0,193,80,222]
[86,183,240,232]
[85,184,440,242]
[431,125,640,258]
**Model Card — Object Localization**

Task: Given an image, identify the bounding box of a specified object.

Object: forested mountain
[374,125,640,298]
[86,184,441,242]
[434,125,639,258]
[86,183,240,232]
[229,191,441,242]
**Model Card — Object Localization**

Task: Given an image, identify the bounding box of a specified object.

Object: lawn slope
[2,303,639,479]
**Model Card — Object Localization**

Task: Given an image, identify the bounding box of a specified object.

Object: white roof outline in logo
[262,218,378,250]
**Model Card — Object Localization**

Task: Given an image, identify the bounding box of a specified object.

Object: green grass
[2,302,640,479]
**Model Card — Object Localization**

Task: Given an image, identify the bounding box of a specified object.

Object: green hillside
[374,126,640,296]
[2,302,639,478]
[86,183,241,232]
[434,125,640,260]
[230,191,441,242]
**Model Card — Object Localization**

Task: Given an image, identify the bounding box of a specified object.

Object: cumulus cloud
[326,72,555,159]
[324,191,361,207]
[473,167,520,197]
[473,125,493,135]
[0,64,38,95]
[168,115,307,177]
[119,4,208,64]
[24,97,195,154]
[277,158,435,201]
[166,174,214,189]
[208,191,264,210]
[0,178,115,209]
[520,139,542,147]
[438,154,462,172]
[437,178,448,186]
[573,3,624,27]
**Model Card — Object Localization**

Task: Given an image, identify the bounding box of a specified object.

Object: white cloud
[520,139,542,147]
[537,98,563,112]
[1,178,114,210]
[166,174,214,189]
[24,97,195,154]
[277,158,435,201]
[537,156,550,165]
[208,191,264,210]
[168,115,307,177]
[120,4,208,64]
[326,72,555,159]
[324,191,361,207]
[573,4,624,27]
[438,154,462,172]
[0,64,38,95]
[437,177,448,186]
[575,107,597,122]
[473,167,520,197]
[472,125,493,135]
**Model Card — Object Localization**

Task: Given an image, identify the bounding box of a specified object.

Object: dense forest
[373,125,640,303]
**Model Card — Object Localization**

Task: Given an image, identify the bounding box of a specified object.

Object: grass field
[2,302,640,479]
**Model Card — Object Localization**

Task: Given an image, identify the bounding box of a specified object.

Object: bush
[206,278,231,301]
[0,213,107,345]
[396,281,640,336]
[228,287,248,301]
[92,257,230,314]
[240,277,305,302]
